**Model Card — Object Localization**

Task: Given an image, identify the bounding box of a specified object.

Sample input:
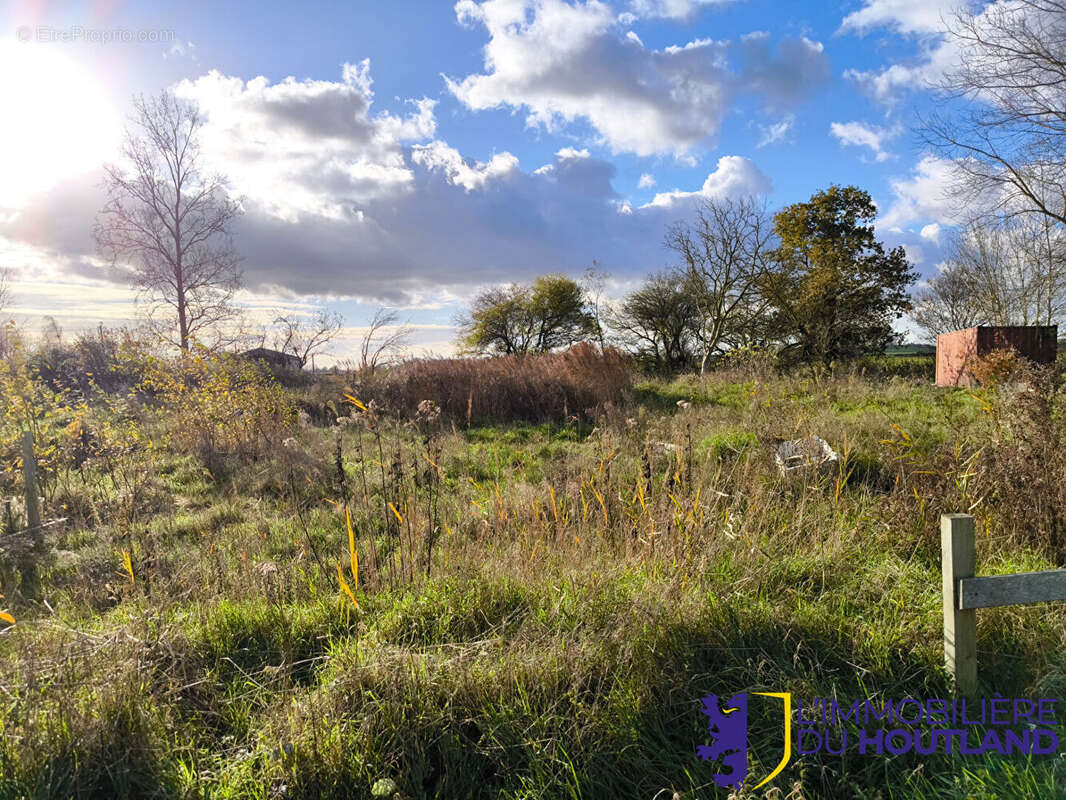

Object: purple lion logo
[697,692,748,788]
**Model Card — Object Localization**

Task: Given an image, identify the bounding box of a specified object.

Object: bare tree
[0,268,10,316]
[96,92,242,351]
[926,2,1066,226]
[582,263,610,349]
[609,269,701,371]
[665,196,772,373]
[911,214,1066,338]
[0,268,11,359]
[360,308,412,372]
[273,308,344,370]
[911,261,988,338]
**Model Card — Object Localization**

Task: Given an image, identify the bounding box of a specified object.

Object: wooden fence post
[19,430,43,598]
[22,430,41,534]
[941,514,977,695]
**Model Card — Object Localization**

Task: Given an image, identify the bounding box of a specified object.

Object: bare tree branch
[924,2,1066,226]
[0,268,10,317]
[665,196,773,373]
[360,308,412,373]
[273,308,344,369]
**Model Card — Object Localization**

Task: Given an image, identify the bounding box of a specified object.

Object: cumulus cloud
[643,155,771,208]
[638,172,656,188]
[0,59,772,306]
[411,142,520,191]
[447,0,828,156]
[840,0,955,35]
[173,61,436,221]
[843,42,957,103]
[829,120,900,161]
[878,155,960,229]
[920,222,941,243]
[838,0,990,103]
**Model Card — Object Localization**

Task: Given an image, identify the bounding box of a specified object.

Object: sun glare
[0,41,119,208]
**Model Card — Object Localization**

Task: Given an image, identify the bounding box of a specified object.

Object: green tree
[459,274,598,355]
[762,186,917,366]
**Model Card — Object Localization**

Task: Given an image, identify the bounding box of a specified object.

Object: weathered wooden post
[21,431,41,534]
[941,513,977,695]
[19,430,43,598]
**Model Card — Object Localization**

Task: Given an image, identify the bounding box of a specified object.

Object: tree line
[459,187,917,370]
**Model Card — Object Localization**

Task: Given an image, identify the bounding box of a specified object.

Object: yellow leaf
[0,611,13,624]
[388,502,404,523]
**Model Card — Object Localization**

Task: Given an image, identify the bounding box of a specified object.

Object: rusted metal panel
[936,326,1058,387]
[977,326,1057,364]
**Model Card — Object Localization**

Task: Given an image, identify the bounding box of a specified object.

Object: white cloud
[164,40,198,61]
[173,61,436,221]
[843,42,957,103]
[3,57,779,306]
[829,120,900,161]
[840,1,1035,104]
[411,142,520,191]
[447,0,828,156]
[638,172,656,188]
[643,155,771,208]
[840,0,955,35]
[878,155,960,229]
[555,146,591,159]
[628,0,731,21]
[0,49,779,313]
[920,222,941,243]
[757,114,793,147]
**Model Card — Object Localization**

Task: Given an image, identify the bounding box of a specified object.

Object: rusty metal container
[936,326,1057,387]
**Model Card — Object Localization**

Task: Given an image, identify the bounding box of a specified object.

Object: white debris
[774,436,839,478]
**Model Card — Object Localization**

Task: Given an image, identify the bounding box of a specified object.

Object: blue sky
[0,0,971,357]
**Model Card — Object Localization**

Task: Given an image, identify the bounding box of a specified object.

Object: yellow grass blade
[592,487,608,526]
[119,550,135,585]
[336,564,359,610]
[345,507,359,584]
[343,394,368,412]
[388,502,404,523]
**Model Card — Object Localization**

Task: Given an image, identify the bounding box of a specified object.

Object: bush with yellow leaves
[135,348,296,470]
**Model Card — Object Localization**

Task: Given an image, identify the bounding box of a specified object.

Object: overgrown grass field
[0,349,1064,799]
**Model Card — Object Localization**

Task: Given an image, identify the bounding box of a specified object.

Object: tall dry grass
[363,343,631,425]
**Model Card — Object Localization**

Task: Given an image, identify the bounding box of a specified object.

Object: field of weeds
[0,349,1064,799]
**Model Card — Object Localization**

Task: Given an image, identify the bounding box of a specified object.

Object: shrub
[136,349,296,469]
[366,344,631,424]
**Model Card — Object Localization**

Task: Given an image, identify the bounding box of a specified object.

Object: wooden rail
[941,513,1066,695]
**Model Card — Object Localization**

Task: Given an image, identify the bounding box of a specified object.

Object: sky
[0,0,977,359]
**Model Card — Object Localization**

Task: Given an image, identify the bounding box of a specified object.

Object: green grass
[1,368,1064,799]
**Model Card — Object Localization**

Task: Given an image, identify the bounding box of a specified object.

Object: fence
[941,513,1066,694]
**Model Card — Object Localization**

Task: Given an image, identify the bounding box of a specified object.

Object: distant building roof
[240,347,302,370]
